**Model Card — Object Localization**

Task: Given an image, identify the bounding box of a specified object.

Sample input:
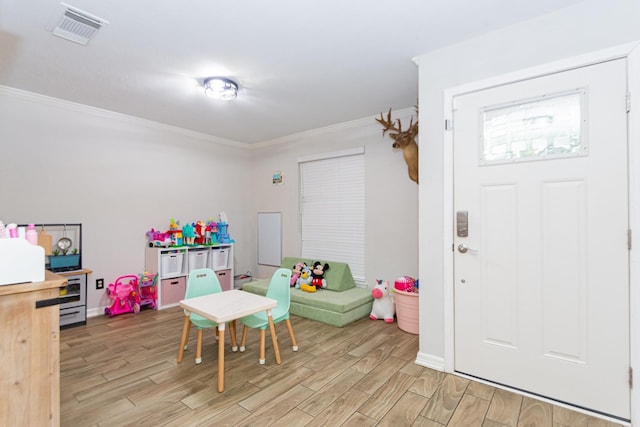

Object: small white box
[211,248,229,269]
[0,239,45,285]
[188,249,209,272]
[161,251,184,277]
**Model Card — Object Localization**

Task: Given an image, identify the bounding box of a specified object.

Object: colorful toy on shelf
[182,223,195,245]
[206,218,218,245]
[217,222,230,243]
[104,275,140,318]
[168,229,182,246]
[146,228,171,247]
[194,220,206,245]
[145,215,237,249]
[369,279,395,323]
[217,212,234,243]
[167,218,182,246]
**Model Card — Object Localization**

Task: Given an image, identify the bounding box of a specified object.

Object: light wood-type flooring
[60,306,625,426]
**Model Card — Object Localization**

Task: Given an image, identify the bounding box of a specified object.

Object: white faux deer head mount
[376,107,419,184]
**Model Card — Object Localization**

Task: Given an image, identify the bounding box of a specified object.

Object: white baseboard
[415,351,445,371]
[86,307,103,318]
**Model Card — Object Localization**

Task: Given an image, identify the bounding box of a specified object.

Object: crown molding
[252,106,416,149]
[0,85,250,149]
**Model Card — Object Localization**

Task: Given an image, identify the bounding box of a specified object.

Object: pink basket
[395,289,419,334]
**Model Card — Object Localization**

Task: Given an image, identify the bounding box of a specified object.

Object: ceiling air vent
[52,4,108,45]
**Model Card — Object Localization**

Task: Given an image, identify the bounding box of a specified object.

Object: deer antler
[376,108,396,136]
[376,107,418,138]
[376,107,419,184]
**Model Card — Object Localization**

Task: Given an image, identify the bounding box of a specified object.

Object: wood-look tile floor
[60,307,625,427]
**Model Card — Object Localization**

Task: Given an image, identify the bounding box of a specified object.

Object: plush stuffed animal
[310,261,329,290]
[369,279,395,323]
[297,266,314,291]
[290,262,307,287]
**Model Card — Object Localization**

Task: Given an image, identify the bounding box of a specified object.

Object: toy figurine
[182,223,195,245]
[297,266,314,291]
[194,220,206,245]
[290,262,307,287]
[206,218,218,245]
[310,261,329,290]
[369,279,395,323]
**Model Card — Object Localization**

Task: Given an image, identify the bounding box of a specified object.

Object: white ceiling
[0,0,587,143]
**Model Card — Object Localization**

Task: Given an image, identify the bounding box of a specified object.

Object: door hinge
[627,92,631,113]
[445,119,453,131]
[630,366,633,388]
[628,229,632,250]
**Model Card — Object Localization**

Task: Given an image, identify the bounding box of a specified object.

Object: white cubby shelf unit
[144,244,233,309]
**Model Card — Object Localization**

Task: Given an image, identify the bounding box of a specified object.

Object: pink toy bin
[394,276,419,334]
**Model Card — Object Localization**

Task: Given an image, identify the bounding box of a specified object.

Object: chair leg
[267,316,281,365]
[177,315,191,363]
[239,325,248,352]
[195,328,203,364]
[259,329,266,365]
[184,321,192,350]
[285,319,298,351]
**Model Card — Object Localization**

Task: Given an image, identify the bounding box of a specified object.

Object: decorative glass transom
[480,89,587,165]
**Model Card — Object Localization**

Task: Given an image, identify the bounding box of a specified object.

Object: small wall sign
[272,171,284,185]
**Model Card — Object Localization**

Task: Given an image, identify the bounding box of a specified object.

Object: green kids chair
[239,268,298,364]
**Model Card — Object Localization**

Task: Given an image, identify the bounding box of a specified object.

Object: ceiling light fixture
[203,77,238,100]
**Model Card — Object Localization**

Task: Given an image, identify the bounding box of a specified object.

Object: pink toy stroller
[137,272,158,310]
[104,275,140,317]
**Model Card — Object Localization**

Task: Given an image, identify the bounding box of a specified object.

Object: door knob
[458,244,477,254]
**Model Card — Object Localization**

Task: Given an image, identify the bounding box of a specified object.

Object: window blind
[299,152,365,284]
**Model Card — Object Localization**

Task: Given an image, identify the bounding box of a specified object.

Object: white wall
[415,0,640,365]
[0,87,253,311]
[0,88,419,312]
[249,110,419,286]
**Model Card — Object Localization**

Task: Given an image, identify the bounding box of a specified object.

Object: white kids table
[178,289,281,392]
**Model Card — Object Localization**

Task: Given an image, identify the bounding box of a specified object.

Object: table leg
[267,309,281,365]
[217,322,225,392]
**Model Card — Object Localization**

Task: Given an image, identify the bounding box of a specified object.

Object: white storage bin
[188,249,209,272]
[161,251,184,277]
[211,248,229,270]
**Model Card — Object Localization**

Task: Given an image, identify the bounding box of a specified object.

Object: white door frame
[442,41,640,423]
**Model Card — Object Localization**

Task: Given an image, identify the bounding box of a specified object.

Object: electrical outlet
[96,278,104,290]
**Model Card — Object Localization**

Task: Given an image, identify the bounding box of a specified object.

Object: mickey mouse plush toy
[311,261,329,290]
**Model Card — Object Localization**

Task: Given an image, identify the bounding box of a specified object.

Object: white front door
[453,58,630,419]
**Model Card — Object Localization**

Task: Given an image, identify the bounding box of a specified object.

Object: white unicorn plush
[369,279,395,323]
